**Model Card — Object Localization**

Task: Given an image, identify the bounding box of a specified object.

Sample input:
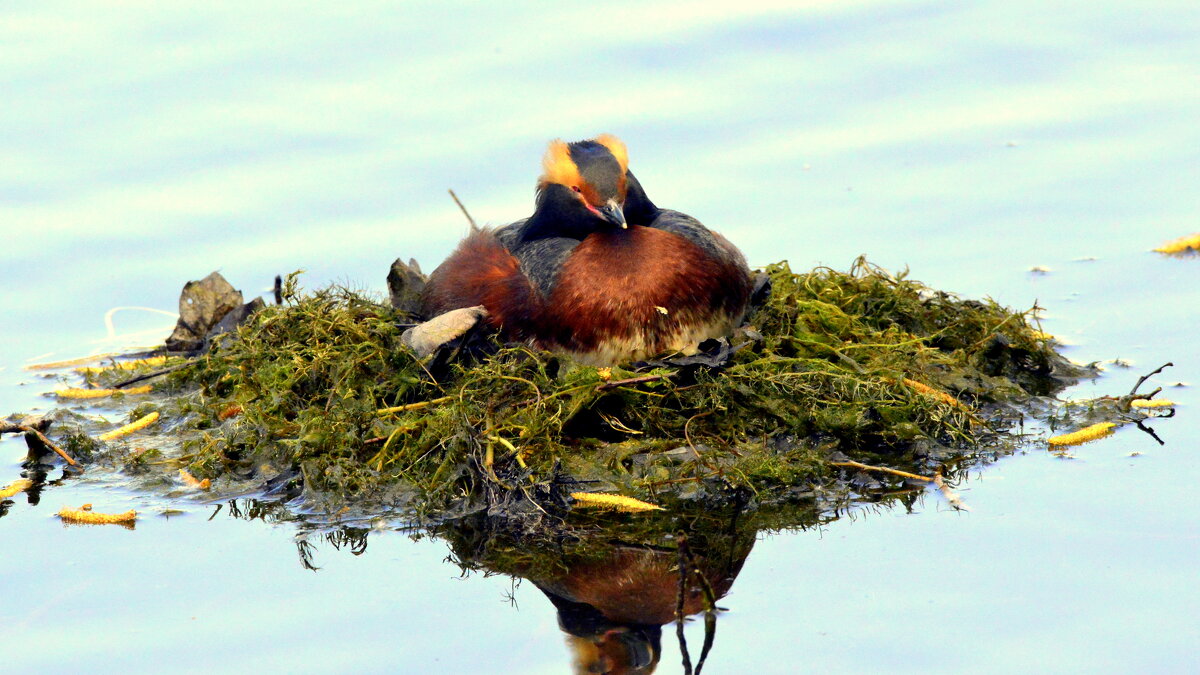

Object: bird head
[538,134,630,229]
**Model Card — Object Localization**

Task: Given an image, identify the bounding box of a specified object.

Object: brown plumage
[421,135,751,366]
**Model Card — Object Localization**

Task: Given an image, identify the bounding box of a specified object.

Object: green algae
[115,257,1086,519]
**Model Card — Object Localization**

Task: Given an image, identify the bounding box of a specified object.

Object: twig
[829,460,932,483]
[1130,386,1164,403]
[0,424,78,466]
[596,373,670,392]
[684,411,720,473]
[827,346,866,374]
[376,395,455,416]
[113,364,187,389]
[0,421,41,434]
[448,189,477,230]
[933,470,971,511]
[1130,362,1173,395]
[646,476,707,488]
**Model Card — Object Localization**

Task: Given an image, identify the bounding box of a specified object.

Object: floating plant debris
[900,377,967,410]
[55,385,153,399]
[179,469,211,490]
[58,505,138,525]
[76,356,169,374]
[1153,233,1200,255]
[97,412,159,442]
[1130,398,1176,409]
[1047,422,1117,447]
[570,492,664,513]
[0,478,33,499]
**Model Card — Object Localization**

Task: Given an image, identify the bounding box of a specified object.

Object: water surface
[2,2,1198,672]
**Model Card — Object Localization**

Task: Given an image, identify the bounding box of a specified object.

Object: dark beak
[599,200,627,229]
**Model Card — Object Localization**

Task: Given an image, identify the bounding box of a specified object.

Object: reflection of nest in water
[220,491,834,674]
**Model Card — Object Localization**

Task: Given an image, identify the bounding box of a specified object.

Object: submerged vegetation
[46,257,1086,523]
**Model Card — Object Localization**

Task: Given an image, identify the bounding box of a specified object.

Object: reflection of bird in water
[543,589,661,675]
[534,541,753,675]
[421,135,752,366]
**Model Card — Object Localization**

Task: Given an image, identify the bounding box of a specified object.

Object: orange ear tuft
[593,134,629,174]
[540,139,582,187]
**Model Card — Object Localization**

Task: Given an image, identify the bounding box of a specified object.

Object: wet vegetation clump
[130,257,1085,519]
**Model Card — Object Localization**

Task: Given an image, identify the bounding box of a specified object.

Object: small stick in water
[829,460,932,483]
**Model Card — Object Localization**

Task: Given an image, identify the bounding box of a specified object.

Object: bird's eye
[571,185,582,193]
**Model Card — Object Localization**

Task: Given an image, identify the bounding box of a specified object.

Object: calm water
[2,2,1198,673]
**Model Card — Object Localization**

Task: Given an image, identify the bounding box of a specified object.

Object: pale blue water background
[2,1,1198,672]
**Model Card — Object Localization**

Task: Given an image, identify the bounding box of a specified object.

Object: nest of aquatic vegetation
[105,256,1083,522]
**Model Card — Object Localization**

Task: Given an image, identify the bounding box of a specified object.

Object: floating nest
[24,256,1096,528]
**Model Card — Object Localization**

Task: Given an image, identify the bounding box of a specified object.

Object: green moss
[129,258,1084,518]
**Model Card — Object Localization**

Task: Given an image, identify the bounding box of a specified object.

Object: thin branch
[1130,362,1173,395]
[448,189,477,230]
[1,424,77,466]
[684,411,720,473]
[596,373,670,391]
[1130,386,1164,402]
[376,395,455,416]
[829,460,932,483]
[112,364,187,389]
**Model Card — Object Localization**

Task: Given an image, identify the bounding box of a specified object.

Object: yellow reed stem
[1153,233,1200,254]
[829,460,933,482]
[1047,422,1117,447]
[76,356,169,374]
[1130,399,1176,409]
[376,395,455,416]
[58,506,137,524]
[570,492,664,513]
[56,385,153,399]
[0,478,33,499]
[98,412,160,441]
[901,378,964,409]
